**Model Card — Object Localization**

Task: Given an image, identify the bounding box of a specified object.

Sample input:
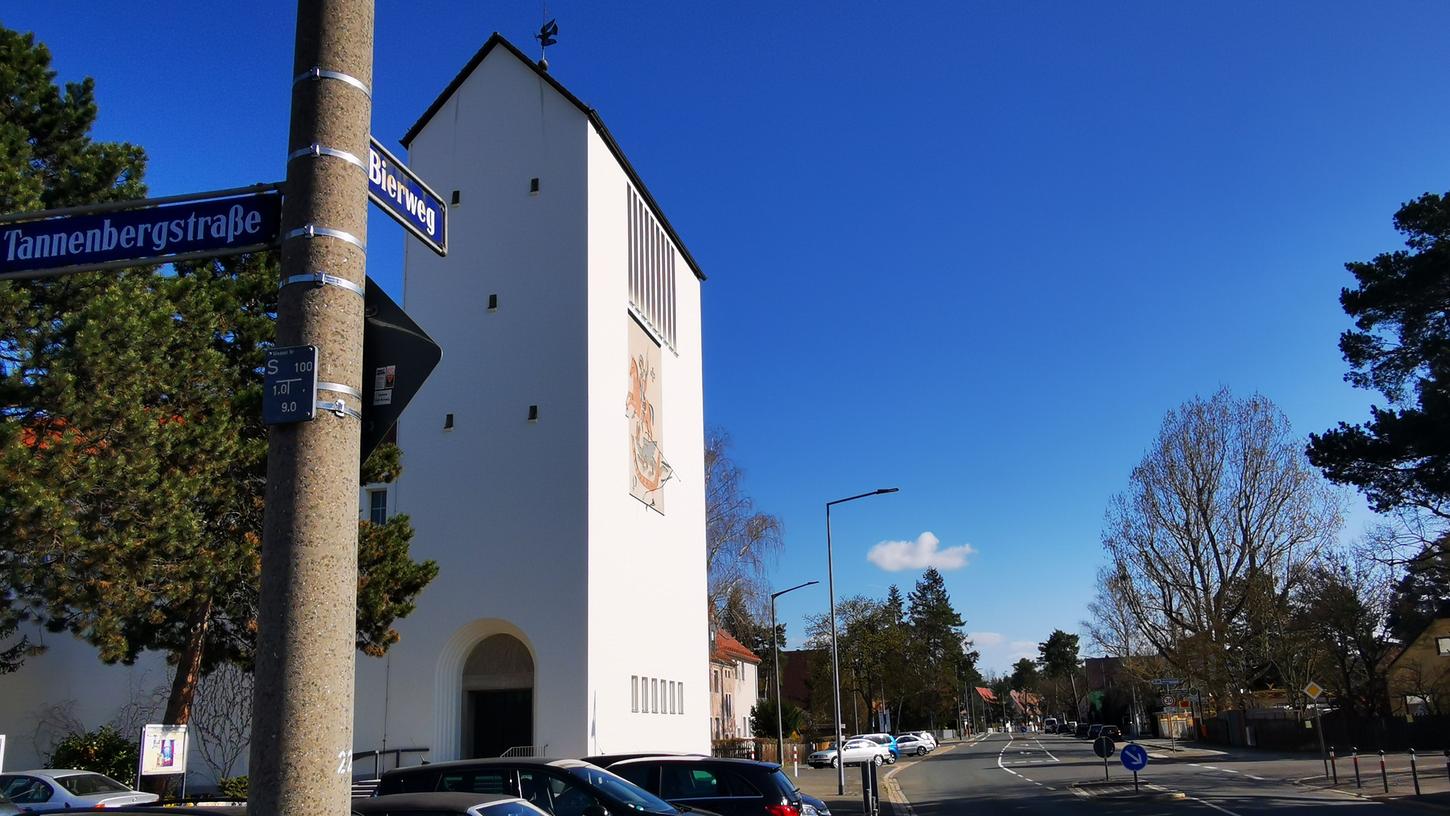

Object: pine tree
[906,568,968,726]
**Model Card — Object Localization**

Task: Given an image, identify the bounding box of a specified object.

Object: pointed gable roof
[711,629,762,665]
[402,33,705,281]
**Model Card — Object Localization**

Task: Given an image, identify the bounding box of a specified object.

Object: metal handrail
[500,744,549,758]
[352,746,430,777]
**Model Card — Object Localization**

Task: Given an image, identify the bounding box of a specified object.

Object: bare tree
[706,430,783,612]
[1100,389,1342,711]
[190,663,253,784]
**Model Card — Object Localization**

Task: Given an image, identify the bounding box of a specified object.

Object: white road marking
[1146,784,1244,816]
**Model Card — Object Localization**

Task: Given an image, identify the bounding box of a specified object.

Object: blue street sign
[368,138,447,256]
[1121,743,1149,772]
[263,345,318,425]
[0,189,281,280]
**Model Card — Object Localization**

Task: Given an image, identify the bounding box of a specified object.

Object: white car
[806,739,891,768]
[904,731,937,749]
[893,734,931,756]
[0,770,158,812]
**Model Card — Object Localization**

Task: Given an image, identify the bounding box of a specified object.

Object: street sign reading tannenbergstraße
[0,187,281,280]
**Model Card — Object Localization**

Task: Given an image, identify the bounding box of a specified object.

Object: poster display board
[139,724,188,776]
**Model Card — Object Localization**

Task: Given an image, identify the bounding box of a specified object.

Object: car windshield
[566,766,675,814]
[55,774,130,796]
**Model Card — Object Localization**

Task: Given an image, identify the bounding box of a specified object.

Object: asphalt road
[887,732,1436,816]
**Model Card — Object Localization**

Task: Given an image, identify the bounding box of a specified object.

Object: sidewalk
[1132,737,1228,759]
[1297,750,1450,808]
[794,765,879,816]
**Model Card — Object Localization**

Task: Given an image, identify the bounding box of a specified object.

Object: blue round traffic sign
[1121,743,1149,772]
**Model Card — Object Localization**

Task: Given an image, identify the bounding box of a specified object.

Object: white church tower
[353,33,710,760]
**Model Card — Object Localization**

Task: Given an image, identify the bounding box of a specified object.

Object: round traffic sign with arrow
[1121,743,1149,772]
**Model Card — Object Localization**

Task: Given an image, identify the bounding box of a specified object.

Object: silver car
[0,770,159,812]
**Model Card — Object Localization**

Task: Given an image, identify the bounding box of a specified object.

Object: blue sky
[5,2,1449,674]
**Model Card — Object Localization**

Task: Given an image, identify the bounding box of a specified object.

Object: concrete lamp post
[827,487,899,794]
[771,580,819,768]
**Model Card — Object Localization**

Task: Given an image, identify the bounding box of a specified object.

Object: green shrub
[48,726,138,785]
[218,776,248,799]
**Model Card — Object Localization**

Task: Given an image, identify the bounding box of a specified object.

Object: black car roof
[355,792,522,812]
[602,756,779,771]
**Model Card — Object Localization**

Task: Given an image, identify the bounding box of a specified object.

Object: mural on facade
[627,315,669,510]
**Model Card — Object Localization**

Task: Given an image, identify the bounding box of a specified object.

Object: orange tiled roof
[712,629,762,665]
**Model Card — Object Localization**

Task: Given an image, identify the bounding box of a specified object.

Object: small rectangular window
[652,679,659,713]
[678,681,684,715]
[668,681,676,714]
[368,489,387,525]
[631,676,639,712]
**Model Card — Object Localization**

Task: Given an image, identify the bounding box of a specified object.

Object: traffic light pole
[249,3,373,816]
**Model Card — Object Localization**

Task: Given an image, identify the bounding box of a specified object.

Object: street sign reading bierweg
[368,138,447,256]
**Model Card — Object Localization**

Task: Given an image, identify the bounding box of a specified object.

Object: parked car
[377,758,683,816]
[589,755,803,816]
[799,792,830,816]
[0,771,159,812]
[0,792,21,816]
[805,740,889,769]
[904,731,937,750]
[1086,724,1103,740]
[892,735,930,756]
[1063,721,1078,736]
[355,792,551,816]
[1099,725,1122,741]
[1074,723,1090,738]
[848,734,898,763]
[1043,717,1058,733]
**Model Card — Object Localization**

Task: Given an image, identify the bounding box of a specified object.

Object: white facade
[0,33,708,775]
[351,34,709,761]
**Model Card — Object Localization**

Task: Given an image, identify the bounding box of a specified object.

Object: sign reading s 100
[0,192,281,280]
[368,138,447,256]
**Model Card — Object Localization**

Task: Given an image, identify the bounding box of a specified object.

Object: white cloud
[866,531,976,572]
[970,635,1042,676]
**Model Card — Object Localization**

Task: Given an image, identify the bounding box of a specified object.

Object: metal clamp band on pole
[293,66,372,99]
[316,398,362,421]
[317,382,362,401]
[287,143,366,172]
[282,224,366,252]
[280,271,365,298]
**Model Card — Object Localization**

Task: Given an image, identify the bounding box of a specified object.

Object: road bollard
[1380,750,1389,793]
[1352,747,1362,789]
[1330,747,1338,785]
[1410,749,1420,796]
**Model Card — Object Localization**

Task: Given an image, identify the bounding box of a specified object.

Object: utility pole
[249,4,373,816]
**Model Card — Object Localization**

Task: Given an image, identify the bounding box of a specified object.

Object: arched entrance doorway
[461,633,534,758]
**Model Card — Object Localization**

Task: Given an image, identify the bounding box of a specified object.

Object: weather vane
[535,18,558,70]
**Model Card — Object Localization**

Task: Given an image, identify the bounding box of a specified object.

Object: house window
[724,693,733,721]
[712,670,719,692]
[1437,636,1450,656]
[368,489,387,524]
[631,676,639,712]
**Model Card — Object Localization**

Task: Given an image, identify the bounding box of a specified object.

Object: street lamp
[771,580,819,768]
[826,487,898,794]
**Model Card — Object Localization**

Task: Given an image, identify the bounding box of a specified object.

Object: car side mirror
[582,805,609,816]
